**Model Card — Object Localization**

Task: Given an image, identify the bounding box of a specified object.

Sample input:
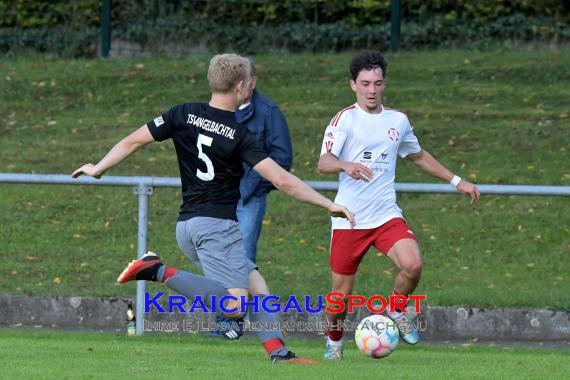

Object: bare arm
[253,157,355,226]
[406,149,481,205]
[405,149,454,181]
[317,152,374,182]
[72,125,154,178]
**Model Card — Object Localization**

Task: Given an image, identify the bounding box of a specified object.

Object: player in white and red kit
[318,50,480,360]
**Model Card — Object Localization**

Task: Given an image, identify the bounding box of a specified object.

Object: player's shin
[165,270,231,309]
[247,295,287,356]
[325,294,348,343]
[324,297,347,360]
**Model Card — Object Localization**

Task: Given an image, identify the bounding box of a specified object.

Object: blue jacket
[236,90,293,204]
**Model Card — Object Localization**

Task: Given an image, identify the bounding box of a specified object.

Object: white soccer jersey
[320,103,422,229]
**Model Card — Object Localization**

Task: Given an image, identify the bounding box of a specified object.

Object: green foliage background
[1,0,569,56]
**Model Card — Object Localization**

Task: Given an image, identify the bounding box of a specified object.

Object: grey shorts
[176,217,257,290]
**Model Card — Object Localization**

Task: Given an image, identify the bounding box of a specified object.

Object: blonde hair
[207,54,250,93]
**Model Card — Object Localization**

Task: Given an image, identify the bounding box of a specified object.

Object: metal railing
[2,172,569,335]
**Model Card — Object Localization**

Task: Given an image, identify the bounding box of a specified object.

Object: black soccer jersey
[147,103,268,221]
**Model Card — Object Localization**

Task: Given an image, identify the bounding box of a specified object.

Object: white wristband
[450,175,462,188]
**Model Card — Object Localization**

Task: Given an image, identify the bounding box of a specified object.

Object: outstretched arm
[72,125,154,178]
[406,149,481,205]
[253,157,356,226]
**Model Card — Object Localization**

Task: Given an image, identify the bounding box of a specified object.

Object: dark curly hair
[349,50,388,81]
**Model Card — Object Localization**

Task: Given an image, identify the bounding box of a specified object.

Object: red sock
[391,289,408,313]
[262,338,285,355]
[327,321,344,341]
[161,267,177,283]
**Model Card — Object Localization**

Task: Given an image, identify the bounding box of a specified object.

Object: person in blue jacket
[236,58,293,265]
[212,58,293,340]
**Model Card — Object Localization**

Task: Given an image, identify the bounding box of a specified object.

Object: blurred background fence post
[100,0,111,58]
[390,0,401,52]
[133,183,153,336]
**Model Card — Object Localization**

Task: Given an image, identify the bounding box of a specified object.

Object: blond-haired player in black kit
[73,54,354,364]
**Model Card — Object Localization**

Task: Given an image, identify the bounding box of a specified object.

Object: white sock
[327,337,343,346]
[388,308,403,318]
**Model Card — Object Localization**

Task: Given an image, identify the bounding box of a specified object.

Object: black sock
[137,263,163,282]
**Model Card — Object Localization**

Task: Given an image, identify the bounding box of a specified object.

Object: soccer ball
[355,315,399,358]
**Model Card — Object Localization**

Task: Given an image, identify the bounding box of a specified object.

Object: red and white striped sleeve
[320,105,354,157]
